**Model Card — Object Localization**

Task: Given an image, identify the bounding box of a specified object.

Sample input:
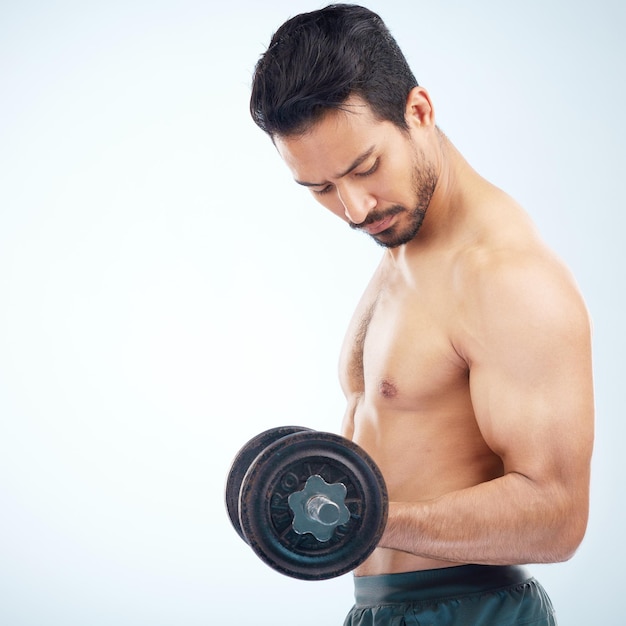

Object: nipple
[379,379,398,399]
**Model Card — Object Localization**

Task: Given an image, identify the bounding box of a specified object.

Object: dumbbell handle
[306,494,342,525]
[288,474,352,542]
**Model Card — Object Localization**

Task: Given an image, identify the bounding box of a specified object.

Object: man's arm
[378,250,594,564]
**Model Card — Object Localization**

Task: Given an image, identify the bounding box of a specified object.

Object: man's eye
[356,159,379,177]
[314,184,334,195]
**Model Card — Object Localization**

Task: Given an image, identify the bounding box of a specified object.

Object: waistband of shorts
[353,565,532,606]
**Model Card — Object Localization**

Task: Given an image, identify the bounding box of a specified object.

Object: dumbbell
[225,426,388,580]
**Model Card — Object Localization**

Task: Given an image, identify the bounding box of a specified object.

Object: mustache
[349,206,405,230]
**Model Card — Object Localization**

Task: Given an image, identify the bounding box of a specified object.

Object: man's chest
[340,281,469,409]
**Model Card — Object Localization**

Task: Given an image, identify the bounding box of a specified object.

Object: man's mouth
[362,214,396,235]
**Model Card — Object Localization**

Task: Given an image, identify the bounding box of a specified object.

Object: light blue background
[1,1,623,624]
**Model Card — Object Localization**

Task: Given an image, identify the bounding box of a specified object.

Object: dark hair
[250,4,418,138]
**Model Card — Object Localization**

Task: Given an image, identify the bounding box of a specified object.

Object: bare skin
[275,87,594,577]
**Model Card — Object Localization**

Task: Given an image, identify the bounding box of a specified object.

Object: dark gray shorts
[343,565,556,625]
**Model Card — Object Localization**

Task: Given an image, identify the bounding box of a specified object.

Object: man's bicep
[466,265,594,484]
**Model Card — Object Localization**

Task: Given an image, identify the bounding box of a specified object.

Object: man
[250,4,594,625]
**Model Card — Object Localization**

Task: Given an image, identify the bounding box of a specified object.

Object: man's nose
[337,185,376,225]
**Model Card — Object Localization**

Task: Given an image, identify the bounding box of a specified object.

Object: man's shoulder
[451,233,589,351]
[464,237,573,292]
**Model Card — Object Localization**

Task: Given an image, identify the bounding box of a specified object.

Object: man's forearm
[378,472,587,565]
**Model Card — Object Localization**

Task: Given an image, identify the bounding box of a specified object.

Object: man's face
[275,97,438,248]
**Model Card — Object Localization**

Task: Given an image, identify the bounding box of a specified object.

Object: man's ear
[405,86,435,129]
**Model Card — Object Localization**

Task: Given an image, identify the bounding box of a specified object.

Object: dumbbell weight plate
[225,426,312,541]
[239,430,388,580]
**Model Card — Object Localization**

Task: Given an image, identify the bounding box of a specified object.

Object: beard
[349,152,438,249]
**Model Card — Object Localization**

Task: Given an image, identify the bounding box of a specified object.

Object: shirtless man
[250,5,594,625]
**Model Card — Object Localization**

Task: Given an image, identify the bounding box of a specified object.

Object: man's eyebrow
[295,146,376,187]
